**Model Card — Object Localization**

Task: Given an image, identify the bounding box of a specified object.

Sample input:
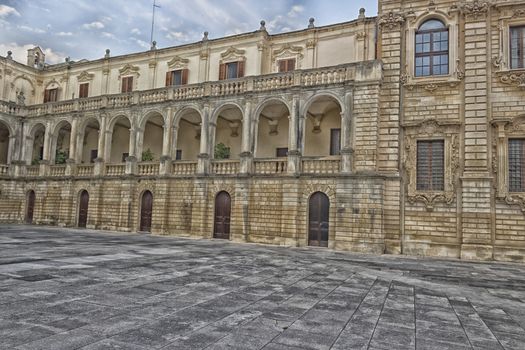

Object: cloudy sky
[0,0,378,65]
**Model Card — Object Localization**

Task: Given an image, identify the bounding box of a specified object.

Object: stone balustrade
[0,61,380,118]
[49,165,66,177]
[138,162,160,176]
[172,161,197,175]
[26,165,39,176]
[0,164,8,176]
[211,160,240,175]
[254,159,288,175]
[301,157,341,174]
[77,164,94,177]
[106,163,125,176]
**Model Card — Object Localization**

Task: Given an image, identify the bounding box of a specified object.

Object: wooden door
[214,191,231,239]
[140,191,153,232]
[330,128,341,156]
[25,190,35,224]
[308,192,329,247]
[78,190,89,228]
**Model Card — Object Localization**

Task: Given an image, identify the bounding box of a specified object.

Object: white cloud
[288,5,304,18]
[130,38,150,49]
[57,31,73,36]
[101,32,117,40]
[0,5,20,18]
[0,43,65,64]
[83,21,105,30]
[165,31,187,41]
[18,25,46,34]
[131,28,141,35]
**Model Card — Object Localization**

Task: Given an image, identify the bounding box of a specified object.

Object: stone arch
[49,119,72,164]
[138,110,165,162]
[27,122,46,164]
[254,98,291,158]
[414,11,452,29]
[302,94,344,157]
[107,114,132,163]
[0,119,11,164]
[301,92,345,117]
[210,103,244,160]
[173,106,203,161]
[78,117,101,163]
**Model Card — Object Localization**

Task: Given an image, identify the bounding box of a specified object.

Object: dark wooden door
[308,192,329,247]
[330,128,341,155]
[78,190,89,228]
[214,191,231,239]
[25,190,35,224]
[140,191,153,232]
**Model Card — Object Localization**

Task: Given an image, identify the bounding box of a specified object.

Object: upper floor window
[121,76,133,93]
[416,140,444,191]
[43,88,58,103]
[509,139,525,192]
[415,19,449,77]
[166,69,189,86]
[219,61,244,80]
[79,83,89,99]
[278,59,296,73]
[510,26,525,69]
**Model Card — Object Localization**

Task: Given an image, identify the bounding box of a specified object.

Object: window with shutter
[121,76,133,93]
[79,83,89,98]
[510,26,525,69]
[44,88,58,103]
[166,69,189,86]
[416,140,444,191]
[278,58,296,73]
[509,139,525,192]
[330,129,341,156]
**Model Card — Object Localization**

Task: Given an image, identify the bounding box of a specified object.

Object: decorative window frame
[401,7,463,92]
[492,116,525,213]
[118,64,140,92]
[403,119,460,210]
[167,55,190,70]
[44,79,61,102]
[77,71,94,98]
[220,46,246,64]
[493,7,525,88]
[271,44,304,72]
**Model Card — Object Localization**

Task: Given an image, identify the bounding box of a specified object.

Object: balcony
[0,61,381,118]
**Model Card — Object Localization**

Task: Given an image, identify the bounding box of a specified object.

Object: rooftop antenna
[150,0,161,45]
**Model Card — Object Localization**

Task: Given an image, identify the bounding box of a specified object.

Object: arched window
[415,19,449,77]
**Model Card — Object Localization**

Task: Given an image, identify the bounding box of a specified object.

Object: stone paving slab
[1,225,525,349]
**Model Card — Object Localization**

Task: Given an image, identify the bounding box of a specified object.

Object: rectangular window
[79,83,89,98]
[416,140,444,191]
[219,61,245,80]
[175,150,182,160]
[44,88,58,103]
[165,69,189,86]
[509,139,525,192]
[90,150,98,163]
[510,26,525,69]
[330,128,341,156]
[122,152,129,162]
[121,76,133,93]
[276,147,288,157]
[278,58,296,73]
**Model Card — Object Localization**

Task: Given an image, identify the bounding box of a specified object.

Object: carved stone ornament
[305,39,317,49]
[118,64,140,77]
[77,71,95,83]
[460,0,492,19]
[272,44,304,62]
[167,55,190,70]
[220,47,246,62]
[403,119,460,210]
[499,72,525,88]
[492,56,504,69]
[512,9,525,18]
[505,195,525,214]
[378,11,405,30]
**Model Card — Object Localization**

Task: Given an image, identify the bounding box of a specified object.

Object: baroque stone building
[1,0,524,262]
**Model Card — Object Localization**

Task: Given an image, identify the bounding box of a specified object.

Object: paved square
[1,225,525,349]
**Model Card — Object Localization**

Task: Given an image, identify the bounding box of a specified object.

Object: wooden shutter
[122,76,133,92]
[79,83,88,98]
[219,63,226,80]
[288,59,295,71]
[44,89,50,103]
[181,69,189,85]
[165,71,173,86]
[330,129,341,156]
[237,61,244,78]
[278,60,287,72]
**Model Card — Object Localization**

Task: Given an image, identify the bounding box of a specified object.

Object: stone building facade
[0,0,524,262]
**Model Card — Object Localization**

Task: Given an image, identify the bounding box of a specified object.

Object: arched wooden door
[140,191,153,232]
[78,190,89,228]
[214,191,231,239]
[25,190,35,224]
[308,192,329,247]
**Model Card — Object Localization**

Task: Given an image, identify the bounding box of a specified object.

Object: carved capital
[378,11,405,31]
[460,0,492,19]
